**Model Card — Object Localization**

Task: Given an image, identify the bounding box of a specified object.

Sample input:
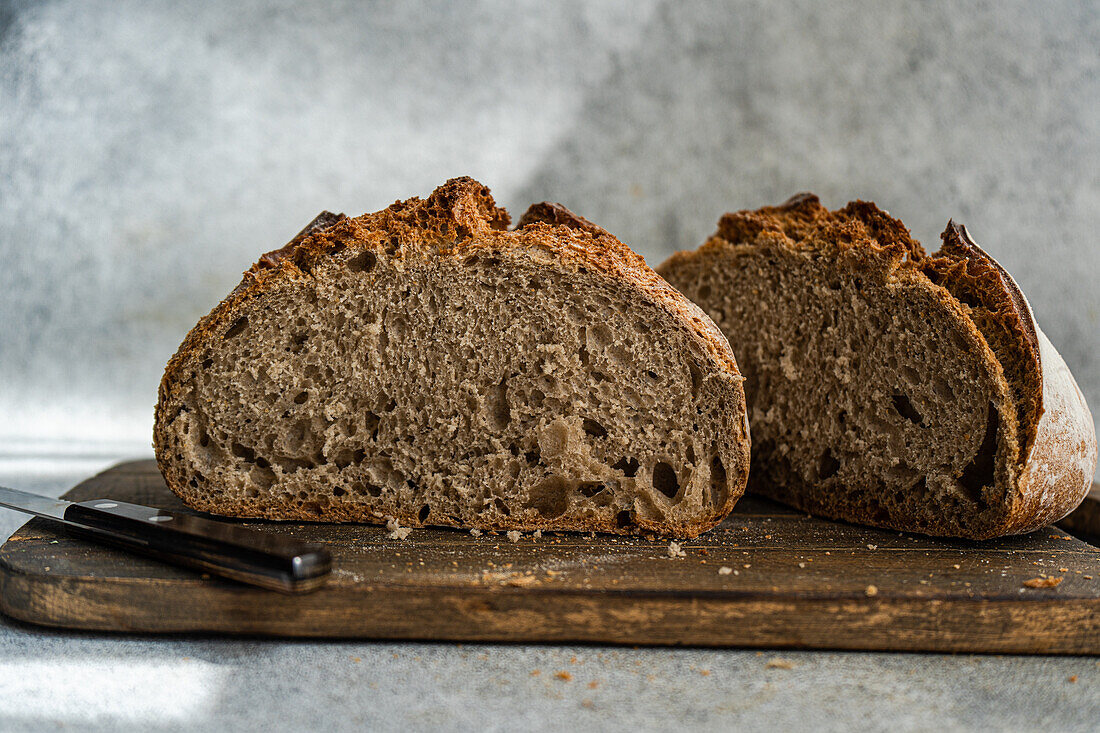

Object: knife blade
[0,485,331,594]
[0,486,71,522]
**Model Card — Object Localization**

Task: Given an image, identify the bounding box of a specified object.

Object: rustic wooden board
[2,460,1100,653]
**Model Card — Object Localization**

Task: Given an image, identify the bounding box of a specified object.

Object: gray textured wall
[2,1,1098,475]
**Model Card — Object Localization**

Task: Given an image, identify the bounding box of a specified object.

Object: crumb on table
[385,518,411,540]
[1023,576,1063,589]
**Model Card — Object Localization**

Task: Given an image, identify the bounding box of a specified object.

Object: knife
[0,485,332,594]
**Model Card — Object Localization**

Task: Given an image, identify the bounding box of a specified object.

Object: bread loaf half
[154,178,750,537]
[658,194,1096,539]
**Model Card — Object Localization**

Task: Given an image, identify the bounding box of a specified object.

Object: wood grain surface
[1,460,1099,653]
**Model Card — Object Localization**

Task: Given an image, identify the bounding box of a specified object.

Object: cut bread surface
[155,178,750,538]
[658,194,1095,539]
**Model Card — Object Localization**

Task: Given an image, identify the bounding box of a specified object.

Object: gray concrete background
[2,2,1100,730]
[1,0,1098,461]
[0,622,1097,732]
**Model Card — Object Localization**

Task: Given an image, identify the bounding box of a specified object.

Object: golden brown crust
[658,193,1095,539]
[713,193,925,263]
[166,482,723,539]
[256,210,347,270]
[516,201,609,236]
[919,222,1043,463]
[155,177,750,538]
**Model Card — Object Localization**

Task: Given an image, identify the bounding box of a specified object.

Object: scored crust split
[658,194,1096,539]
[154,178,751,538]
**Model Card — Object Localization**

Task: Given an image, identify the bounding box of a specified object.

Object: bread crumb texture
[659,193,1096,539]
[154,178,750,538]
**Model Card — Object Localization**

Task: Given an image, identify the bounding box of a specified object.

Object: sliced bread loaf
[154,178,750,537]
[658,194,1096,539]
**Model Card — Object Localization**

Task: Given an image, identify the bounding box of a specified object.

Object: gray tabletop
[0,452,1097,732]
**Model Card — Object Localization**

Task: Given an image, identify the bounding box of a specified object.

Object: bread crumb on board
[667,541,687,558]
[555,671,573,681]
[718,566,733,575]
[470,528,482,537]
[1023,576,1063,589]
[505,573,539,587]
[385,518,411,540]
[765,658,795,670]
[865,584,879,597]
[507,530,522,543]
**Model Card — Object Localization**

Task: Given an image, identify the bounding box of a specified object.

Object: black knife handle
[63,500,332,594]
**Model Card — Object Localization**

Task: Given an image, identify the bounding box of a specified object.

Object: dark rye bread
[154,178,750,538]
[658,194,1096,539]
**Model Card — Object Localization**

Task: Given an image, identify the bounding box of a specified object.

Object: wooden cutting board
[2,460,1100,653]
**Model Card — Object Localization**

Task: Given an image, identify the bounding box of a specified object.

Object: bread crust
[155,178,750,537]
[659,194,1096,539]
[919,222,1043,462]
[515,201,609,236]
[1009,325,1097,531]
